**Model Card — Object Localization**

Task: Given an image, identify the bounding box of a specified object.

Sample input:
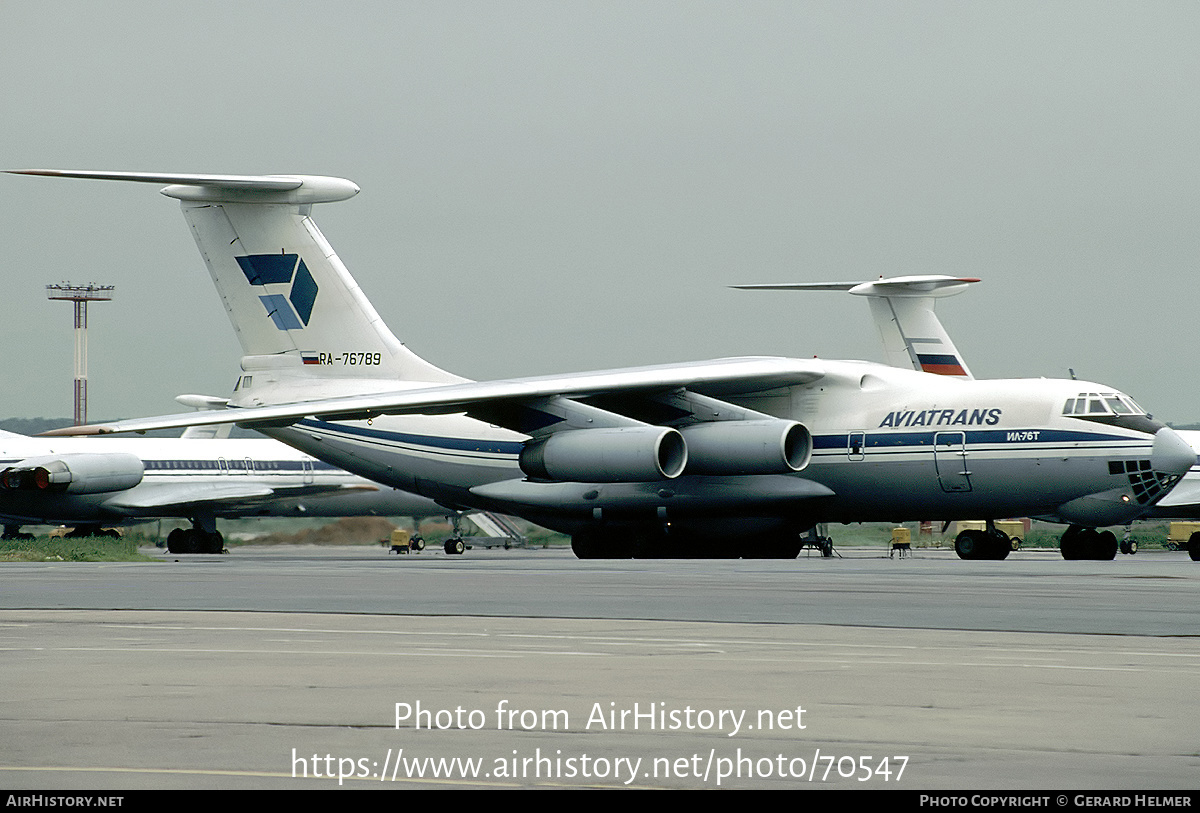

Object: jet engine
[0,453,144,494]
[679,420,811,475]
[519,427,688,482]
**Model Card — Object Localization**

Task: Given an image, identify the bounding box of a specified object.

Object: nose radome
[1152,427,1197,478]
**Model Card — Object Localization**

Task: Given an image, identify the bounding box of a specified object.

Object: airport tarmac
[1,545,1197,789]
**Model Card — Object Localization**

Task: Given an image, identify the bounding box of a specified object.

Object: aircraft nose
[1152,427,1197,478]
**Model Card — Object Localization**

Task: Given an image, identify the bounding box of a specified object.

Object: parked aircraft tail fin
[732,275,977,378]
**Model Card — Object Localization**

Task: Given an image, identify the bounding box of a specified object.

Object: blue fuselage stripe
[301,419,526,456]
[813,429,1136,450]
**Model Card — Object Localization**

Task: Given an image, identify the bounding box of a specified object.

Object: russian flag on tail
[917,354,969,376]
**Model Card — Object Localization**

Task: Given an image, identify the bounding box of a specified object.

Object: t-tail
[8,170,463,395]
[732,275,977,378]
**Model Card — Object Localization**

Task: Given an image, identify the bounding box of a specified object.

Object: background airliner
[738,275,1200,560]
[14,170,1195,559]
[0,427,458,552]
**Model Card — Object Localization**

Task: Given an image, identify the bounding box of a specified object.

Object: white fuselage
[244,361,1191,538]
[0,433,444,527]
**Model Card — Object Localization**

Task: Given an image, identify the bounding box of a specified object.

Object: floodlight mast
[45,283,114,426]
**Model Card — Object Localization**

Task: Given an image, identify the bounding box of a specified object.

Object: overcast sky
[3,2,1199,425]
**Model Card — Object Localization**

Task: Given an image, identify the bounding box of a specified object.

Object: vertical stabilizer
[8,170,463,387]
[179,199,459,384]
[732,275,977,378]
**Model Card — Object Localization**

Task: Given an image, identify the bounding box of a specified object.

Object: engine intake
[680,420,811,475]
[520,427,687,482]
[0,453,144,494]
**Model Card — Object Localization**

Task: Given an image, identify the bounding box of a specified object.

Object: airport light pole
[46,282,114,426]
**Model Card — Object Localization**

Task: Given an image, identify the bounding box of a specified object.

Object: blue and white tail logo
[236,254,318,330]
[3,171,463,384]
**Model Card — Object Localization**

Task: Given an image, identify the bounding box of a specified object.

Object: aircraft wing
[43,357,825,437]
[101,481,378,513]
[1151,474,1200,509]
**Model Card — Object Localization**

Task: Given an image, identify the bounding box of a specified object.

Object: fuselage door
[848,431,866,461]
[933,431,971,493]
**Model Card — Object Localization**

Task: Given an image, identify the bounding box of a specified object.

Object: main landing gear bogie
[1059,526,1118,560]
[166,527,225,554]
[953,528,1011,560]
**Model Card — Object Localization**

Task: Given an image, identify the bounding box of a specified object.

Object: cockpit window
[1063,392,1143,418]
[1062,391,1162,434]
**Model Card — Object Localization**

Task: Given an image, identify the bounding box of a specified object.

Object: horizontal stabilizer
[734,275,976,378]
[733,275,979,298]
[7,169,359,204]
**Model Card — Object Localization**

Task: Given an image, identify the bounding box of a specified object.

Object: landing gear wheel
[991,535,1011,560]
[1060,526,1085,560]
[570,535,599,559]
[955,530,984,560]
[167,528,223,554]
[167,528,189,554]
[444,537,465,555]
[1189,532,1200,562]
[410,535,425,552]
[956,528,1011,560]
[202,531,225,554]
[1060,527,1119,560]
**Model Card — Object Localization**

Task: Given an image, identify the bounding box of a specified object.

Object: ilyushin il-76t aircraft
[738,275,1200,561]
[14,169,1195,559]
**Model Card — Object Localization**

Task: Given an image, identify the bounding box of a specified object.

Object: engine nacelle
[520,427,688,482]
[0,453,144,494]
[679,420,811,475]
